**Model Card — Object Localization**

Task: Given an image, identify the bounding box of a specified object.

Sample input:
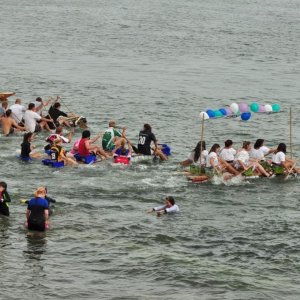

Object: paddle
[284,162,296,180]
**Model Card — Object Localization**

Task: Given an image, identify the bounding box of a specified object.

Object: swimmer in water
[148,196,179,216]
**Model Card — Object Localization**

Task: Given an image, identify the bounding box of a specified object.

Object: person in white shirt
[206,143,239,175]
[10,98,26,124]
[23,103,53,133]
[220,140,236,164]
[250,139,274,161]
[235,141,270,177]
[148,196,179,216]
[180,141,208,167]
[272,143,300,173]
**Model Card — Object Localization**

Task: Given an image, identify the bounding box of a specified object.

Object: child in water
[148,196,179,216]
[20,132,43,160]
[0,181,11,216]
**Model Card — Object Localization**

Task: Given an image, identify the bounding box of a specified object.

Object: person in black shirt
[137,124,167,161]
[0,181,11,216]
[20,132,42,160]
[48,102,68,126]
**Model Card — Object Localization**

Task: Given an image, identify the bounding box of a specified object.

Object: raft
[42,159,64,168]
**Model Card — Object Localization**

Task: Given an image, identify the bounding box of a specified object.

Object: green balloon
[250,102,259,112]
[272,103,281,112]
[214,110,223,118]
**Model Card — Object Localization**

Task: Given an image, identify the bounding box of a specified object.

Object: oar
[285,162,297,180]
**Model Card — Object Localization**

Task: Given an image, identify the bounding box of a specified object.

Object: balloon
[206,109,215,118]
[230,103,239,114]
[225,107,233,116]
[250,102,259,113]
[258,104,265,112]
[272,103,281,112]
[239,102,249,113]
[214,110,223,118]
[241,112,251,121]
[199,111,209,120]
[219,108,227,116]
[265,104,273,113]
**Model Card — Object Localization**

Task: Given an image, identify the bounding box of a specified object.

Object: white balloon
[199,111,209,120]
[230,103,239,114]
[265,104,273,113]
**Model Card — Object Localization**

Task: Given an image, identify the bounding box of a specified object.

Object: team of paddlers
[0,92,298,231]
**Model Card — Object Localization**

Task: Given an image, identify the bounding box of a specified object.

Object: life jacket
[50,145,63,162]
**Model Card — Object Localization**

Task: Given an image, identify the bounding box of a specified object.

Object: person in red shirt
[78,130,109,159]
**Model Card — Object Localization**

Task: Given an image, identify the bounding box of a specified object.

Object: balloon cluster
[199,102,281,121]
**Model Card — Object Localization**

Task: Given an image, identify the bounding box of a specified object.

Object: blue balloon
[241,112,251,121]
[206,109,216,118]
[219,108,227,116]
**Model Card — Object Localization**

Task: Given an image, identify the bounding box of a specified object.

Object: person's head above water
[165,196,175,207]
[109,120,116,127]
[34,187,47,198]
[82,130,91,139]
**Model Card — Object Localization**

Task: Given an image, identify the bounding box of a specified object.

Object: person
[102,120,126,152]
[48,102,69,126]
[35,97,51,115]
[25,187,49,232]
[137,123,167,161]
[68,138,81,158]
[23,103,53,133]
[50,138,78,166]
[20,132,43,160]
[10,98,26,124]
[220,140,236,164]
[235,141,270,177]
[112,139,133,164]
[0,101,8,117]
[250,139,274,161]
[1,109,26,136]
[180,141,208,167]
[78,130,109,159]
[24,187,56,216]
[271,143,300,174]
[45,126,74,151]
[0,181,11,217]
[206,143,239,176]
[148,196,179,216]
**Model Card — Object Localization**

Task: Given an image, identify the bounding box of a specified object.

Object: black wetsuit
[27,197,49,231]
[21,141,31,158]
[137,130,157,155]
[0,191,11,216]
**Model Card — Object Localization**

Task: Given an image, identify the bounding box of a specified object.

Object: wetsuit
[21,140,31,159]
[137,130,156,155]
[0,191,11,216]
[27,197,49,231]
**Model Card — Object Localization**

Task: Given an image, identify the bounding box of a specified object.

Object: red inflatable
[114,156,130,165]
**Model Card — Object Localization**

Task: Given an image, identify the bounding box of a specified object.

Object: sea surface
[0,0,300,299]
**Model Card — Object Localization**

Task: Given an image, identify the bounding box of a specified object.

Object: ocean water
[0,0,300,299]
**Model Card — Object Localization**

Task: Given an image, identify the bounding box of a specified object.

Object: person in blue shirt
[26,187,49,232]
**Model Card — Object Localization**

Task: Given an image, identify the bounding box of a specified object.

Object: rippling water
[1,0,300,299]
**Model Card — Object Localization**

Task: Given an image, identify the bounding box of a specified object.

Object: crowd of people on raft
[180,139,300,181]
[0,93,298,232]
[0,95,168,165]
